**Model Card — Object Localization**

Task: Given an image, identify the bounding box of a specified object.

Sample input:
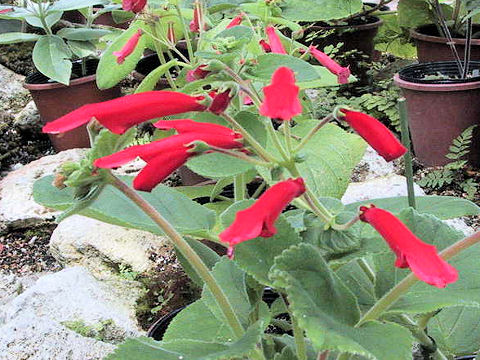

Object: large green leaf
[32,35,72,85]
[56,28,111,41]
[280,0,363,22]
[96,22,146,89]
[33,175,215,236]
[270,244,413,359]
[345,196,480,220]
[25,12,62,30]
[51,0,107,11]
[370,209,480,315]
[0,32,41,44]
[397,0,434,28]
[186,153,255,179]
[107,323,263,360]
[429,306,480,357]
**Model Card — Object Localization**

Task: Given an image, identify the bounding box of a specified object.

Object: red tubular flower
[259,40,272,53]
[226,14,243,28]
[42,91,207,135]
[220,178,306,258]
[309,46,351,85]
[153,119,239,139]
[340,109,407,162]
[167,22,176,44]
[265,26,287,54]
[0,8,13,14]
[186,65,210,82]
[359,205,458,288]
[260,67,302,121]
[190,1,206,33]
[122,0,147,13]
[208,90,232,114]
[94,131,243,191]
[113,29,142,64]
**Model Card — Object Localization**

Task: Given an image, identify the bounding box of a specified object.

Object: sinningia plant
[32,1,480,360]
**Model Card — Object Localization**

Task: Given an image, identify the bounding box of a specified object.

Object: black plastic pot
[147,288,281,341]
[394,61,480,166]
[455,356,476,360]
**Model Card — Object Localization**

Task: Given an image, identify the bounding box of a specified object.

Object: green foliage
[62,319,118,343]
[279,0,363,22]
[357,82,401,130]
[418,126,478,199]
[32,35,72,85]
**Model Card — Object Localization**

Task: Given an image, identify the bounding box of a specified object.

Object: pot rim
[23,73,97,91]
[411,24,480,45]
[309,16,383,31]
[394,73,480,91]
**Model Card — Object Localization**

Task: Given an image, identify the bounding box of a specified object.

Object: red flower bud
[359,205,458,288]
[220,178,306,258]
[186,64,210,82]
[113,29,142,64]
[153,119,241,139]
[265,26,287,54]
[122,0,147,13]
[309,46,350,84]
[190,1,206,33]
[167,22,176,44]
[259,40,272,53]
[208,90,232,114]
[260,67,302,121]
[42,91,207,135]
[226,13,243,29]
[0,8,13,14]
[95,129,243,191]
[340,109,407,162]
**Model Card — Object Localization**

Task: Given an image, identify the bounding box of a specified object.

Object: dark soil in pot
[411,24,480,63]
[24,58,122,152]
[394,61,480,167]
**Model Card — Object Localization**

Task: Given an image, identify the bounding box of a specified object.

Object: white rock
[0,64,29,114]
[352,146,396,182]
[444,218,475,236]
[0,149,87,230]
[0,312,115,360]
[0,273,42,307]
[50,215,170,275]
[13,100,41,132]
[342,174,425,204]
[0,267,143,343]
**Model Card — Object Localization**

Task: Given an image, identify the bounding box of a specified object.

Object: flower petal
[266,26,287,54]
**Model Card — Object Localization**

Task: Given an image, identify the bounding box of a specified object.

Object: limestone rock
[13,100,41,132]
[0,267,144,352]
[352,146,397,182]
[342,174,425,204]
[0,149,87,230]
[50,215,170,276]
[0,64,30,115]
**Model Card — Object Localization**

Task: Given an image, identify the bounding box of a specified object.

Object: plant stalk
[234,174,246,201]
[174,4,195,61]
[398,98,416,210]
[294,115,333,153]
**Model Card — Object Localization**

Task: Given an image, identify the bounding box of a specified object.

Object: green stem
[292,315,307,360]
[105,172,245,339]
[174,4,195,61]
[266,121,289,161]
[284,122,293,155]
[234,174,246,201]
[37,1,53,35]
[151,26,177,90]
[357,258,375,283]
[294,115,333,153]
[398,98,416,210]
[221,112,277,163]
[251,181,266,199]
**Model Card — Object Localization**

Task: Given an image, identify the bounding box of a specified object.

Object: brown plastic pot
[24,59,122,152]
[411,24,480,63]
[305,16,383,61]
[394,61,480,167]
[93,7,130,29]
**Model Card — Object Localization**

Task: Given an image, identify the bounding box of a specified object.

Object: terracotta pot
[305,16,383,61]
[62,10,85,24]
[411,24,480,63]
[24,59,122,152]
[93,7,130,29]
[394,61,480,167]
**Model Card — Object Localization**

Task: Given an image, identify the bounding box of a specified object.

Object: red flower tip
[208,90,232,114]
[308,46,351,85]
[186,64,210,82]
[226,13,244,29]
[122,0,147,13]
[359,205,458,288]
[190,1,207,33]
[259,40,272,53]
[153,119,240,140]
[260,67,302,121]
[113,29,142,64]
[0,8,13,14]
[42,91,207,135]
[220,178,306,258]
[167,22,176,44]
[340,109,407,162]
[265,26,287,54]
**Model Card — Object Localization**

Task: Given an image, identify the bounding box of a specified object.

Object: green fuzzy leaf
[280,0,363,22]
[187,153,254,179]
[270,243,413,359]
[397,0,434,28]
[67,40,96,58]
[33,175,215,236]
[51,0,107,11]
[0,32,41,44]
[32,35,72,85]
[345,196,480,220]
[96,22,146,89]
[135,60,179,93]
[57,28,111,41]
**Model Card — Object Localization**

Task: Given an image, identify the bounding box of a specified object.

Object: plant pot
[394,61,480,167]
[24,59,122,152]
[411,24,480,63]
[93,7,130,29]
[62,10,85,24]
[305,16,383,61]
[455,356,476,360]
[147,289,281,341]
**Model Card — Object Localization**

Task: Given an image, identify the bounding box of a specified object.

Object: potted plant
[399,0,480,62]
[395,1,480,166]
[30,4,480,358]
[0,0,122,151]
